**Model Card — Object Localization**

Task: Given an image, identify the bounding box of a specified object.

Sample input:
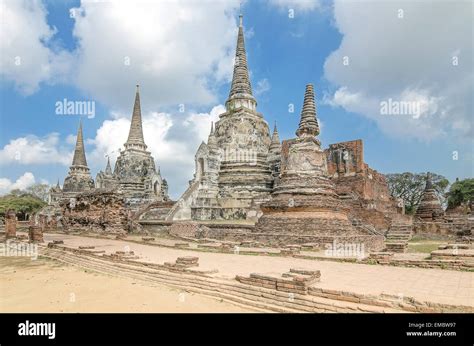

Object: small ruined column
[5,209,17,239]
[28,225,44,243]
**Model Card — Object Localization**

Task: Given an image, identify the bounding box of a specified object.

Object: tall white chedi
[212,14,273,219]
[170,14,274,221]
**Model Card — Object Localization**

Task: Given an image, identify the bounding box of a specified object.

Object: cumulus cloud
[0,172,36,195]
[0,0,72,95]
[0,133,72,166]
[324,0,473,141]
[1,0,241,109]
[70,0,240,111]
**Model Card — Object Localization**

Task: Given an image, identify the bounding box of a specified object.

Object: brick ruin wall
[325,139,391,201]
[167,223,385,252]
[326,139,365,176]
[60,191,131,234]
[325,139,401,231]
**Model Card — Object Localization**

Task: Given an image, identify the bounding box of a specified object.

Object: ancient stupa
[415,172,445,221]
[170,14,273,221]
[213,14,273,216]
[62,119,95,194]
[110,85,169,201]
[256,84,384,250]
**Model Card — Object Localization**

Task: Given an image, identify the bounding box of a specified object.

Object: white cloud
[0,133,72,166]
[255,78,271,96]
[324,0,473,141]
[0,172,36,195]
[323,87,447,140]
[70,0,240,111]
[0,0,72,95]
[1,1,241,111]
[270,0,320,12]
[184,105,224,141]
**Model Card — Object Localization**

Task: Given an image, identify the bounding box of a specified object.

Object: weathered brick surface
[28,225,43,243]
[61,191,129,234]
[415,174,445,221]
[5,209,16,239]
[169,222,209,239]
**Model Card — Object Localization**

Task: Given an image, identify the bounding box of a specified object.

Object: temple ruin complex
[49,85,169,209]
[2,12,473,319]
[40,14,471,252]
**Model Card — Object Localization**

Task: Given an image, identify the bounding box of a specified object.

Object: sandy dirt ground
[39,233,474,307]
[0,257,254,313]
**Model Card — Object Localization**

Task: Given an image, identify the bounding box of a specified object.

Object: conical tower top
[226,13,256,110]
[125,84,147,150]
[269,122,281,154]
[271,122,280,144]
[71,119,88,167]
[208,121,217,147]
[105,156,112,175]
[296,84,320,138]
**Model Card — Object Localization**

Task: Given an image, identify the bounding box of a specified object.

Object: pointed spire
[208,121,217,148]
[105,156,112,175]
[227,13,255,105]
[56,179,60,189]
[125,84,147,150]
[271,122,280,144]
[71,119,88,167]
[296,84,320,138]
[269,122,281,154]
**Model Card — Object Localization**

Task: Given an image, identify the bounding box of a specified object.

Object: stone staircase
[385,222,413,253]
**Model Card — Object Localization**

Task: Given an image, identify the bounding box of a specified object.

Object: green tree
[386,172,449,214]
[0,194,47,221]
[446,178,474,210]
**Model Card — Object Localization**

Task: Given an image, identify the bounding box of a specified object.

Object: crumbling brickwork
[415,173,445,221]
[28,225,43,243]
[325,139,402,232]
[326,140,364,176]
[5,209,17,239]
[61,191,129,234]
[169,222,210,239]
[325,140,391,202]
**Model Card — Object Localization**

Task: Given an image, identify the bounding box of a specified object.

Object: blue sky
[0,0,472,199]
